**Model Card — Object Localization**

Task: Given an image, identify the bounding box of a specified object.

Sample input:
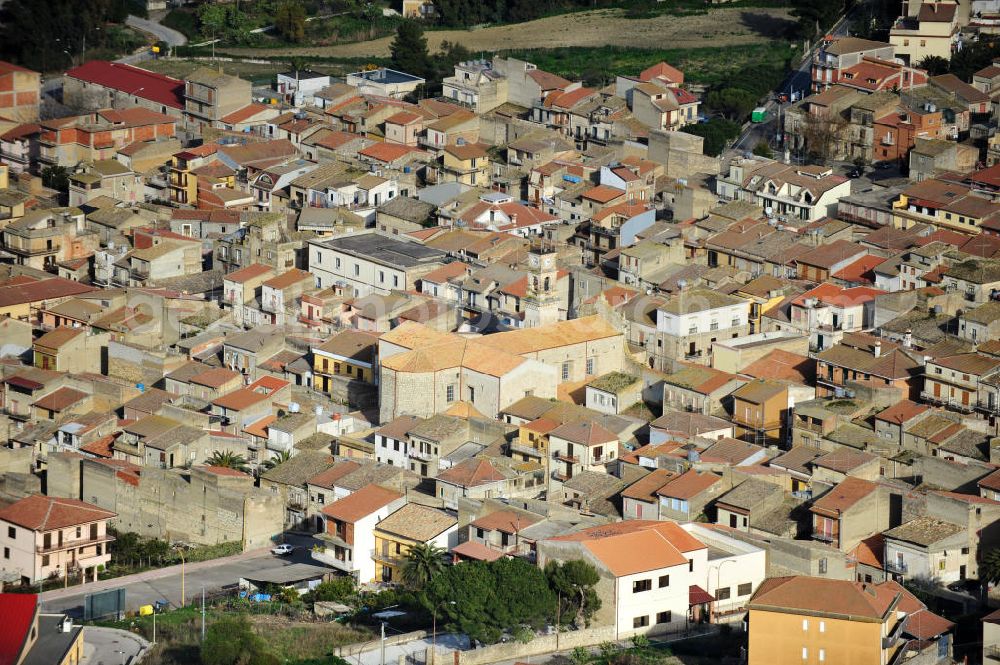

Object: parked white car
[271,544,294,555]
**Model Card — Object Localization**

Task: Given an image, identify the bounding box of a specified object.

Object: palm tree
[205,450,250,474]
[982,548,1000,586]
[260,450,291,473]
[401,543,446,590]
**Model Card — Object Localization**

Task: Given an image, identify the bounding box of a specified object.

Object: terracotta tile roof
[931,353,1000,376]
[853,533,885,568]
[307,460,363,489]
[375,415,421,441]
[813,448,877,473]
[471,509,540,533]
[655,469,721,500]
[190,367,241,389]
[263,268,312,290]
[811,477,877,516]
[79,434,116,458]
[978,468,1000,491]
[749,576,901,619]
[551,520,704,576]
[420,261,470,284]
[358,142,425,164]
[581,185,624,204]
[0,494,115,531]
[211,376,289,411]
[220,103,272,125]
[316,329,380,364]
[451,540,505,561]
[700,438,764,465]
[884,516,964,547]
[526,69,571,91]
[436,458,506,487]
[740,349,814,384]
[876,399,930,424]
[322,483,403,522]
[33,326,84,351]
[31,387,87,412]
[621,469,677,502]
[243,414,276,439]
[375,503,456,542]
[200,465,251,478]
[649,411,733,437]
[640,62,684,84]
[662,363,739,395]
[549,421,618,446]
[224,263,273,284]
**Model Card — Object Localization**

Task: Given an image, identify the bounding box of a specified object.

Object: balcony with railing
[920,392,974,413]
[554,452,579,464]
[509,442,543,458]
[37,533,114,554]
[371,549,405,567]
[812,530,837,544]
[885,559,909,575]
[409,448,434,461]
[985,645,1000,661]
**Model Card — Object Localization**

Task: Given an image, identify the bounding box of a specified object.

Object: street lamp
[710,559,737,622]
[431,600,456,665]
[174,545,186,607]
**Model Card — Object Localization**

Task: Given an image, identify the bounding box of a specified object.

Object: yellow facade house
[747,576,953,665]
[371,503,457,583]
[312,329,380,391]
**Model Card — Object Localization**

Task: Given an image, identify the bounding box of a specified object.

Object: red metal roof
[0,593,37,664]
[66,60,184,110]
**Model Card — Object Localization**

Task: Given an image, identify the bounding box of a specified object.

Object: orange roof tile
[322,483,403,522]
[551,521,705,576]
[0,495,115,531]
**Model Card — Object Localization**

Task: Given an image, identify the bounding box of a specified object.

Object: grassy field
[217,6,796,59]
[102,605,372,665]
[506,41,795,88]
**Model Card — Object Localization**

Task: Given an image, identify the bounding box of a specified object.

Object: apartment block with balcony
[313,484,406,582]
[183,68,252,127]
[883,516,968,583]
[168,144,220,206]
[814,333,921,400]
[0,495,115,584]
[811,37,896,92]
[730,380,788,446]
[748,576,952,665]
[442,60,508,113]
[810,477,883,551]
[37,108,176,170]
[1,208,95,272]
[372,503,457,583]
[890,1,961,66]
[922,352,1000,413]
[547,421,619,484]
[938,254,1000,304]
[655,288,750,365]
[68,159,141,207]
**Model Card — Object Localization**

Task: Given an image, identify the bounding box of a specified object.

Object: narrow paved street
[126,15,188,47]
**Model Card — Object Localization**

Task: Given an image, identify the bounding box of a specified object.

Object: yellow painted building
[439,144,490,187]
[891,190,995,235]
[371,503,456,583]
[747,576,940,665]
[312,329,379,393]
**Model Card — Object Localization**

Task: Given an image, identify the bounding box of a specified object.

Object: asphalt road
[126,15,188,47]
[732,8,857,154]
[40,534,323,618]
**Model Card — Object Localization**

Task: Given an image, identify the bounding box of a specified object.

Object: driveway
[41,535,324,617]
[80,627,148,665]
[126,15,188,47]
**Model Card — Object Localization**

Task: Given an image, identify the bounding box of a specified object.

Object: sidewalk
[41,546,269,603]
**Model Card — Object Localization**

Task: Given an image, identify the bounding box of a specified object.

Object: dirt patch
[219,7,795,59]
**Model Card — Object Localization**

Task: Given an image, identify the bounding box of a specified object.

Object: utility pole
[380,621,386,665]
[152,609,156,645]
[201,586,206,642]
[555,591,561,651]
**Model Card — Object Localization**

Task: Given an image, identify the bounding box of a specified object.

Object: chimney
[873,341,882,358]
[903,329,912,349]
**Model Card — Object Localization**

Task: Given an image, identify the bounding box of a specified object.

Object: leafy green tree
[425,558,555,644]
[790,0,846,38]
[390,21,431,81]
[982,548,1000,585]
[681,117,741,157]
[274,0,307,43]
[401,542,446,590]
[312,576,357,602]
[546,560,602,628]
[917,55,950,76]
[705,87,758,121]
[206,450,251,473]
[41,165,69,191]
[753,141,773,158]
[201,615,280,665]
[198,3,229,37]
